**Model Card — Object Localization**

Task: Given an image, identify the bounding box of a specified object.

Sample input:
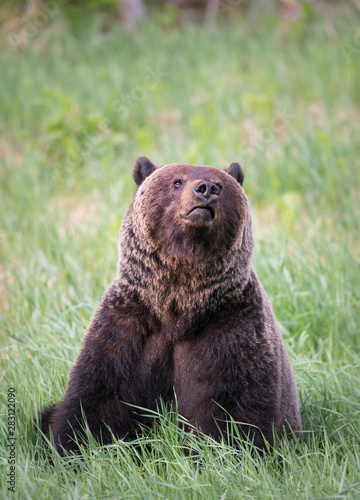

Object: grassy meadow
[1,5,360,499]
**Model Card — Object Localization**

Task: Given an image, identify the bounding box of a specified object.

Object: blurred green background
[0,1,359,498]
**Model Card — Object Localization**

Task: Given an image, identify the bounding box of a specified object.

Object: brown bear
[40,156,302,455]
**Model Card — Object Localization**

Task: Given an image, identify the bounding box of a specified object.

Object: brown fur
[39,157,302,455]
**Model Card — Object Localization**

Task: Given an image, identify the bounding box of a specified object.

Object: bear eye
[174,179,183,188]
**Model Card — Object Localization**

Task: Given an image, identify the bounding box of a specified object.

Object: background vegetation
[0,1,359,498]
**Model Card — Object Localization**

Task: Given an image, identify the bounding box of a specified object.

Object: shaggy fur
[39,157,302,454]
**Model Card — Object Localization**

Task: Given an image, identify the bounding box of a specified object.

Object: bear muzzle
[179,180,221,224]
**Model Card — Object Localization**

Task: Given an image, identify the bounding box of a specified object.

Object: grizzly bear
[39,156,302,455]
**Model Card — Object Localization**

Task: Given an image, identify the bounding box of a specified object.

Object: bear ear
[224,162,244,186]
[133,156,157,187]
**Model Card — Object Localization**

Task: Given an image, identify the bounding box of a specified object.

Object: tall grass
[1,6,359,499]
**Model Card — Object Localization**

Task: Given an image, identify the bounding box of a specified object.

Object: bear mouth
[182,205,215,223]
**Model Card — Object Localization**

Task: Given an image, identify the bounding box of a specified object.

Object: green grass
[1,6,360,499]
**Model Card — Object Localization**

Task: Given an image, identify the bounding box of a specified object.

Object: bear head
[130,157,253,270]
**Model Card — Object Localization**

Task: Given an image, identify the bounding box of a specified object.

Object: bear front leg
[47,297,173,455]
[173,319,286,450]
[50,392,138,455]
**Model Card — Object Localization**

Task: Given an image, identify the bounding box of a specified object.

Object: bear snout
[180,180,220,224]
[192,180,221,203]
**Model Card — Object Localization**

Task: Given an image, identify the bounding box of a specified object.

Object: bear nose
[192,181,221,202]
